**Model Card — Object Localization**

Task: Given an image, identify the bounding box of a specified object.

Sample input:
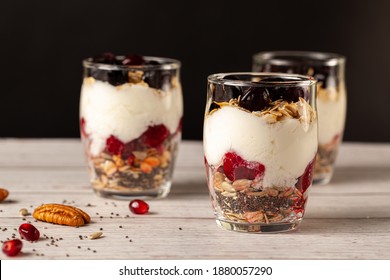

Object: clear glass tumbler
[80,53,183,199]
[253,51,347,184]
[204,73,317,233]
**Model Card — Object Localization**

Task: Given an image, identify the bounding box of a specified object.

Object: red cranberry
[223,152,265,181]
[141,124,169,148]
[129,199,149,214]
[2,239,23,257]
[106,135,125,155]
[18,223,40,241]
[122,54,145,66]
[296,157,316,193]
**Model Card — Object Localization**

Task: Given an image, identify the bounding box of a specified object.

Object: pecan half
[33,204,91,227]
[0,188,9,202]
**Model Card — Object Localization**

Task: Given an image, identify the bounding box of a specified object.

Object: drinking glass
[80,54,183,198]
[253,51,346,184]
[204,73,317,233]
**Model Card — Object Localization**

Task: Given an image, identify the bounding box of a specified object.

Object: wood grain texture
[0,139,390,260]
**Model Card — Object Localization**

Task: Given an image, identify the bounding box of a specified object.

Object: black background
[1,0,389,142]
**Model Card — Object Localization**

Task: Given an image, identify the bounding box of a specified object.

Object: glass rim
[207,72,317,87]
[82,56,181,70]
[253,51,345,67]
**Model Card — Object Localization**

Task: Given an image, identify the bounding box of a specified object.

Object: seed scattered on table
[88,232,103,240]
[19,208,29,216]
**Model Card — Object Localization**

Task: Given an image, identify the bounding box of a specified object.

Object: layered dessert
[315,80,346,180]
[253,52,347,184]
[204,76,318,228]
[80,53,183,197]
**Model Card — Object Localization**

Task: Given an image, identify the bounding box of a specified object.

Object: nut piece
[0,188,9,202]
[88,232,103,240]
[33,204,91,227]
[19,208,29,216]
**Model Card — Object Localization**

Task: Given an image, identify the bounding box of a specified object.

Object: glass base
[93,182,171,200]
[216,219,302,233]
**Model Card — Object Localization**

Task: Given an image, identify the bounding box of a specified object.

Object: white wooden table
[0,139,389,260]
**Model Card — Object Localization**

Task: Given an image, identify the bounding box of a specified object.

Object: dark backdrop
[1,0,389,142]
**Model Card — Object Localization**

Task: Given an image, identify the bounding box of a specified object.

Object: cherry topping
[2,239,23,257]
[239,87,271,111]
[141,124,169,148]
[18,223,40,242]
[92,52,116,64]
[129,199,149,214]
[106,135,125,155]
[296,157,316,193]
[122,54,145,66]
[223,152,265,181]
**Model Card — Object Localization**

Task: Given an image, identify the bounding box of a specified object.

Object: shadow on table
[299,217,389,235]
[332,166,390,184]
[170,181,208,196]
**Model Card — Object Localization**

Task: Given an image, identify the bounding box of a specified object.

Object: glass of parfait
[204,73,317,233]
[80,53,183,199]
[253,51,346,184]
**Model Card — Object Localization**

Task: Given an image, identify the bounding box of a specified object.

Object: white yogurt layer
[317,86,347,144]
[204,106,318,188]
[80,79,183,156]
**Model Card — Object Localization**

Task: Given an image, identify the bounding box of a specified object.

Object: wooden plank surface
[0,139,390,259]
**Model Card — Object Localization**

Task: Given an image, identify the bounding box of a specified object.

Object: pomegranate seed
[129,199,149,214]
[2,239,23,257]
[18,223,40,241]
[106,135,125,155]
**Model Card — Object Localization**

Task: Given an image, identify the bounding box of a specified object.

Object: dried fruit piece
[0,188,9,202]
[33,204,91,227]
[18,223,40,241]
[2,239,23,257]
[129,199,149,214]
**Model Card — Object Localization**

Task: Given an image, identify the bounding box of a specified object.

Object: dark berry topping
[92,52,116,64]
[238,87,271,111]
[223,152,265,181]
[122,54,145,66]
[268,86,309,103]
